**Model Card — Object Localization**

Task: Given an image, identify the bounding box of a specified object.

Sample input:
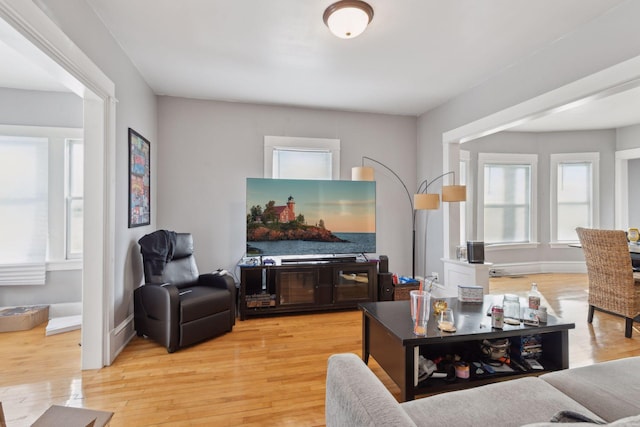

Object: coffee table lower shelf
[359,298,575,401]
[412,365,559,397]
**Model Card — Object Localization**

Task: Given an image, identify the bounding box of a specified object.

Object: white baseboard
[46,315,81,336]
[108,314,135,365]
[48,301,82,318]
[489,261,587,277]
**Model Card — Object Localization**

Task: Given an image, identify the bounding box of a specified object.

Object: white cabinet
[441,258,493,296]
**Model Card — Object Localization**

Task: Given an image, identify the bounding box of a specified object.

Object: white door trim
[0,0,116,369]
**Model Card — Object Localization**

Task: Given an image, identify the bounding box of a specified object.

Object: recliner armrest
[198,273,236,326]
[134,283,181,352]
[136,283,180,321]
[199,273,235,293]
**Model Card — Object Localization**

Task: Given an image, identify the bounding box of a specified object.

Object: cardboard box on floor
[31,405,113,427]
[0,402,113,427]
[0,305,49,332]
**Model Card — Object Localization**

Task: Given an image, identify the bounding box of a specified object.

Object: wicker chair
[576,227,640,338]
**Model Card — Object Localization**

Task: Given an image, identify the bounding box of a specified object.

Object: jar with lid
[503,294,521,325]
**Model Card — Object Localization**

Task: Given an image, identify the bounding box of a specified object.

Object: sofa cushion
[524,414,640,426]
[541,357,640,422]
[400,377,604,427]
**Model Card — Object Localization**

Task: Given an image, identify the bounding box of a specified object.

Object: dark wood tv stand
[239,261,378,320]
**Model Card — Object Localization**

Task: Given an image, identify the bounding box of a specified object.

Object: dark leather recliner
[134,230,235,352]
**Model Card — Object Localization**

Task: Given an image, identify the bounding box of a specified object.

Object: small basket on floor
[393,283,420,300]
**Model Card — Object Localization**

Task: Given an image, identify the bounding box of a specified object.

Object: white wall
[37,0,157,326]
[157,97,417,277]
[417,0,640,279]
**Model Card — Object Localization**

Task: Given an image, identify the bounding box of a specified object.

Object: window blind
[0,136,48,285]
[273,148,332,180]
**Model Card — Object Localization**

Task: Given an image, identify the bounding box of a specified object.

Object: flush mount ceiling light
[323,0,374,39]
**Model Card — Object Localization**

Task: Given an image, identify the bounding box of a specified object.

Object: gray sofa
[326,353,640,426]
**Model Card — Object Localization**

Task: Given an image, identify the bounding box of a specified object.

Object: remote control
[525,359,544,370]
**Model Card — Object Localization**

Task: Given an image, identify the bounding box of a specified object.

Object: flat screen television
[246,178,376,258]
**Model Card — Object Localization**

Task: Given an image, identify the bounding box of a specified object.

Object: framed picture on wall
[128,128,150,227]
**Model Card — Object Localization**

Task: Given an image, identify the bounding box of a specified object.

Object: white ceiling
[83,0,629,117]
[509,83,640,132]
[3,0,640,132]
[0,39,69,92]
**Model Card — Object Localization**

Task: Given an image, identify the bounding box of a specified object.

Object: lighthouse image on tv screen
[245,178,376,257]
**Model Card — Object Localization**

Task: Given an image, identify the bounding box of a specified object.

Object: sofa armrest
[325,353,417,427]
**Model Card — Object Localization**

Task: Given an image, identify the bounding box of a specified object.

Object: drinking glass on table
[409,290,421,322]
[438,308,455,332]
[410,290,430,336]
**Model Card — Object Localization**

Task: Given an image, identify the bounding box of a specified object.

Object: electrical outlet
[431,272,439,281]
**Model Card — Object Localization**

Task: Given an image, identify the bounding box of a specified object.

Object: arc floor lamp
[352,156,466,278]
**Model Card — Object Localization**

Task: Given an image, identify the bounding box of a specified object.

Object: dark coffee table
[359,295,575,401]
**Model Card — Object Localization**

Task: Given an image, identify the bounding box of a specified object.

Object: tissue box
[457,285,484,303]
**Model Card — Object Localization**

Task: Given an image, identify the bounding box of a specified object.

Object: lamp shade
[352,166,374,181]
[414,193,440,210]
[442,185,466,202]
[323,0,374,39]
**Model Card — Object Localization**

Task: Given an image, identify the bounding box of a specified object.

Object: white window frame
[264,136,340,180]
[459,150,471,246]
[549,152,599,247]
[65,138,83,259]
[478,152,539,250]
[0,125,82,272]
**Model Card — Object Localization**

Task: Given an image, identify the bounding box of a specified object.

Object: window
[0,126,83,284]
[264,136,340,180]
[66,139,83,258]
[0,136,48,284]
[478,153,538,246]
[550,153,599,243]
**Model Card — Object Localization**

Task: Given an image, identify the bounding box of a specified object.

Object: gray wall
[617,124,640,226]
[463,130,615,266]
[629,158,640,227]
[0,87,82,128]
[37,0,158,326]
[0,88,83,308]
[616,123,640,151]
[157,97,417,277]
[417,1,640,278]
[0,271,81,307]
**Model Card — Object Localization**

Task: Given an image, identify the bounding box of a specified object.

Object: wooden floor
[1,273,639,426]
